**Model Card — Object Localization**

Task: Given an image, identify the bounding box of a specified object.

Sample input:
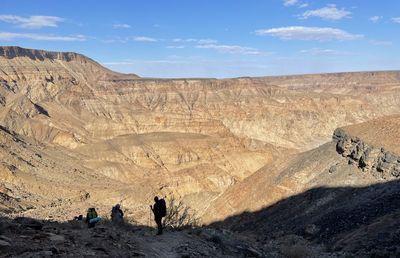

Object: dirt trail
[0,217,267,257]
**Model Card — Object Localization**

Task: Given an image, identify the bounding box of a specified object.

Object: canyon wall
[1,46,400,224]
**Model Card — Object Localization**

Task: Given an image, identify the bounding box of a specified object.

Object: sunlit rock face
[1,46,400,223]
[203,116,400,225]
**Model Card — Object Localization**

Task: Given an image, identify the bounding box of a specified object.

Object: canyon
[1,46,400,257]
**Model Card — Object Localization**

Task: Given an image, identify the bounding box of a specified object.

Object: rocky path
[0,217,267,257]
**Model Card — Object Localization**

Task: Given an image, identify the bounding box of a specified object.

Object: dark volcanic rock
[333,129,400,179]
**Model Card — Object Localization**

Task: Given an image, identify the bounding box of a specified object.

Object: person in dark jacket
[150,196,164,235]
[111,204,124,224]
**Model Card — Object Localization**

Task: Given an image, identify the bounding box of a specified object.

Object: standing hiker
[150,196,166,235]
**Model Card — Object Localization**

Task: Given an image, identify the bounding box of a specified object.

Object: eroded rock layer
[1,46,400,226]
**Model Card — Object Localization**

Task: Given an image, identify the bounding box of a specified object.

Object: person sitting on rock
[86,207,101,228]
[111,204,124,224]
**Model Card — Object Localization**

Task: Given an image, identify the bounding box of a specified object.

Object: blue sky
[0,0,399,78]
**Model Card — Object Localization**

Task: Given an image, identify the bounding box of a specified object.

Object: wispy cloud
[196,44,261,55]
[113,23,131,29]
[173,38,197,43]
[255,26,363,41]
[392,17,400,24]
[0,15,64,29]
[283,0,308,8]
[101,37,128,43]
[369,16,382,23]
[103,59,190,66]
[198,39,218,44]
[173,38,217,44]
[300,48,352,56]
[102,58,274,78]
[166,45,185,49]
[102,36,159,43]
[0,32,86,41]
[132,36,158,42]
[284,0,298,6]
[301,4,351,20]
[369,40,393,46]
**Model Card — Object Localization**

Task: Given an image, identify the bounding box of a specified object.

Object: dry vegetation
[163,197,200,229]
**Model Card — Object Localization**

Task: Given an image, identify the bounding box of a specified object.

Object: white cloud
[103,60,190,66]
[113,23,131,29]
[0,15,64,29]
[369,40,393,46]
[196,44,261,55]
[392,17,400,24]
[301,4,351,20]
[300,48,351,56]
[102,37,128,43]
[172,38,217,44]
[255,26,363,41]
[284,0,309,8]
[369,16,382,23]
[173,38,196,43]
[103,36,160,43]
[132,36,158,42]
[166,45,185,49]
[197,39,218,44]
[0,32,86,41]
[284,0,298,6]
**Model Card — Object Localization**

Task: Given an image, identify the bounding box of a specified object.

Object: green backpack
[87,208,98,220]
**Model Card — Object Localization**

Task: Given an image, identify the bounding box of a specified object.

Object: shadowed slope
[211,180,400,256]
[0,216,267,257]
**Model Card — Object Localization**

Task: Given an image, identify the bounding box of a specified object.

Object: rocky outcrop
[333,128,400,179]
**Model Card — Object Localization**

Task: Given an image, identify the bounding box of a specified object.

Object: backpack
[87,208,98,220]
[159,198,167,217]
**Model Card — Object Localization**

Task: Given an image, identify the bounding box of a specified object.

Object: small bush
[162,197,200,230]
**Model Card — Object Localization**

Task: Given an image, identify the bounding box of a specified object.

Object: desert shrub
[162,197,200,230]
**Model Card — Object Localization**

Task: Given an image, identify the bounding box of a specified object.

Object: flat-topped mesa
[0,46,139,84]
[0,46,90,62]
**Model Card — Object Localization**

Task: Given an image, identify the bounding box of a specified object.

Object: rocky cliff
[334,128,400,179]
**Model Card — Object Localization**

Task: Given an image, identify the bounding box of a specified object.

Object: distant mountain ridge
[2,46,400,81]
[0,46,100,63]
[0,46,140,80]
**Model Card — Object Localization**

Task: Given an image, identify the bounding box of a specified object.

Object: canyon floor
[1,46,400,257]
